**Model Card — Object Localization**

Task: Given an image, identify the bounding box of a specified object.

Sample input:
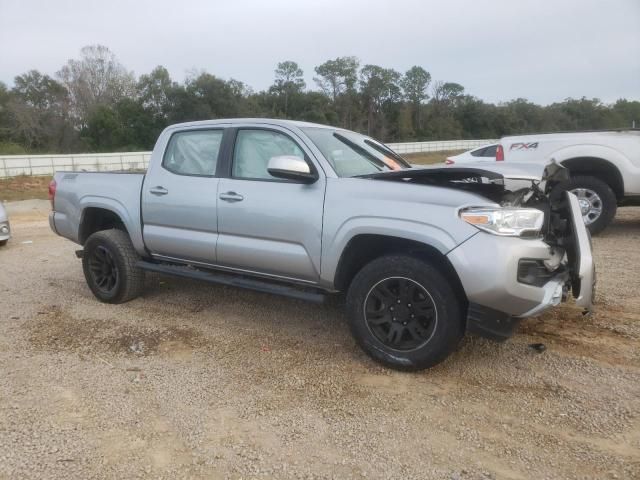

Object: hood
[440,160,568,184]
[357,161,569,202]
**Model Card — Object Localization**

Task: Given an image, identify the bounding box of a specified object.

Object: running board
[136,261,326,304]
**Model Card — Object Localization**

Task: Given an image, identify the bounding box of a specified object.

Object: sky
[1,0,639,105]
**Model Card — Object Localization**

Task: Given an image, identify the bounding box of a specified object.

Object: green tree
[137,66,175,121]
[8,70,74,150]
[314,56,359,102]
[314,56,360,128]
[359,65,402,138]
[271,61,305,116]
[401,66,431,132]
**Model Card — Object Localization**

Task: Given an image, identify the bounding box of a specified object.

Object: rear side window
[483,145,498,157]
[470,145,497,158]
[470,147,487,157]
[232,129,305,180]
[163,129,223,176]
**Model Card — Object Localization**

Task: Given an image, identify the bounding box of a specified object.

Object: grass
[403,150,464,165]
[0,175,51,202]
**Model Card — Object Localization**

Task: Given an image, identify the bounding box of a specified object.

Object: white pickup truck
[496,130,640,233]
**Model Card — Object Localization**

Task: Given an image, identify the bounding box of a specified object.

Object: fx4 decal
[510,142,539,150]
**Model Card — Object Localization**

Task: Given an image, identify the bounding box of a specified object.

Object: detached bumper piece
[466,303,521,342]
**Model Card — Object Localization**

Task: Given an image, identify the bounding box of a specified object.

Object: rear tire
[346,255,464,371]
[551,175,617,235]
[82,229,144,303]
[0,240,7,247]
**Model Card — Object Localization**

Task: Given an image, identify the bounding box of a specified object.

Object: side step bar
[136,260,326,304]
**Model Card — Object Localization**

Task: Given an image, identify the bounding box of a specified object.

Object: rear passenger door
[142,128,226,265]
[216,127,325,282]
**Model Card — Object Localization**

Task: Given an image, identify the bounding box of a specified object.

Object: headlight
[459,207,544,237]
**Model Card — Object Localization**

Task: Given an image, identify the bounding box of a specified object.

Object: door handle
[149,186,168,196]
[219,191,244,202]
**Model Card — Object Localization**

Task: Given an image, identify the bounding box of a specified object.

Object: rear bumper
[48,212,58,235]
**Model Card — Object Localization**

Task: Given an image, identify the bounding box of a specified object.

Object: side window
[483,145,498,157]
[470,147,487,157]
[233,129,305,180]
[163,130,223,176]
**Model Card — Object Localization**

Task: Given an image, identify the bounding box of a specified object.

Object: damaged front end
[493,162,595,315]
[360,162,595,338]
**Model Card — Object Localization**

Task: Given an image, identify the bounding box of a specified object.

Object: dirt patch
[24,305,206,357]
[520,303,640,369]
[0,175,51,202]
[404,149,464,165]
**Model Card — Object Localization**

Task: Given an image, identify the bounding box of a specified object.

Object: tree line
[0,45,638,154]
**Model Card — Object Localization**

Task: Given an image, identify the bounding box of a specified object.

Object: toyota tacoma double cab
[49,119,594,370]
[495,129,640,234]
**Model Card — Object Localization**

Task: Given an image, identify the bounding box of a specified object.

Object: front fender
[319,216,475,287]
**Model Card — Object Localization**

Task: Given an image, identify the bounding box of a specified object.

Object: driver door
[216,127,325,282]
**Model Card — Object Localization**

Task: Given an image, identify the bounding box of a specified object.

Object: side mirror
[267,155,317,183]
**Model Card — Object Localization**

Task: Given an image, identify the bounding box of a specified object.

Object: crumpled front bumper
[447,233,570,318]
[447,191,595,340]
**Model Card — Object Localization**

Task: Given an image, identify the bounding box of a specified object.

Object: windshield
[301,127,411,177]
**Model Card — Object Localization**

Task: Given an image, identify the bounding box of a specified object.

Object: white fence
[0,152,151,178]
[386,139,496,154]
[0,139,495,178]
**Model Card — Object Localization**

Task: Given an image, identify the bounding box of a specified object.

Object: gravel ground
[0,200,639,480]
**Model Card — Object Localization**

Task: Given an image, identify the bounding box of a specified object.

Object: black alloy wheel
[364,276,438,351]
[82,229,144,304]
[87,245,120,294]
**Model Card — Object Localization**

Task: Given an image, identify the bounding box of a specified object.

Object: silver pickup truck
[49,119,594,370]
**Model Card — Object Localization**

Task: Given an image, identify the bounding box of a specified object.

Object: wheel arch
[559,156,624,199]
[79,206,128,245]
[333,234,467,306]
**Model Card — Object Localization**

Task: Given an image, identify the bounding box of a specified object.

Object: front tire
[346,255,464,371]
[0,240,7,247]
[82,229,145,303]
[551,175,617,235]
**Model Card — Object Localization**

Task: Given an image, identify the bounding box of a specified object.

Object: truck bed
[50,171,147,253]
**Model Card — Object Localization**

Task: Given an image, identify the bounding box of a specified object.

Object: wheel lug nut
[390,306,394,311]
[407,303,412,307]
[411,314,415,318]
[392,317,396,322]
[403,321,407,326]
[396,299,401,304]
